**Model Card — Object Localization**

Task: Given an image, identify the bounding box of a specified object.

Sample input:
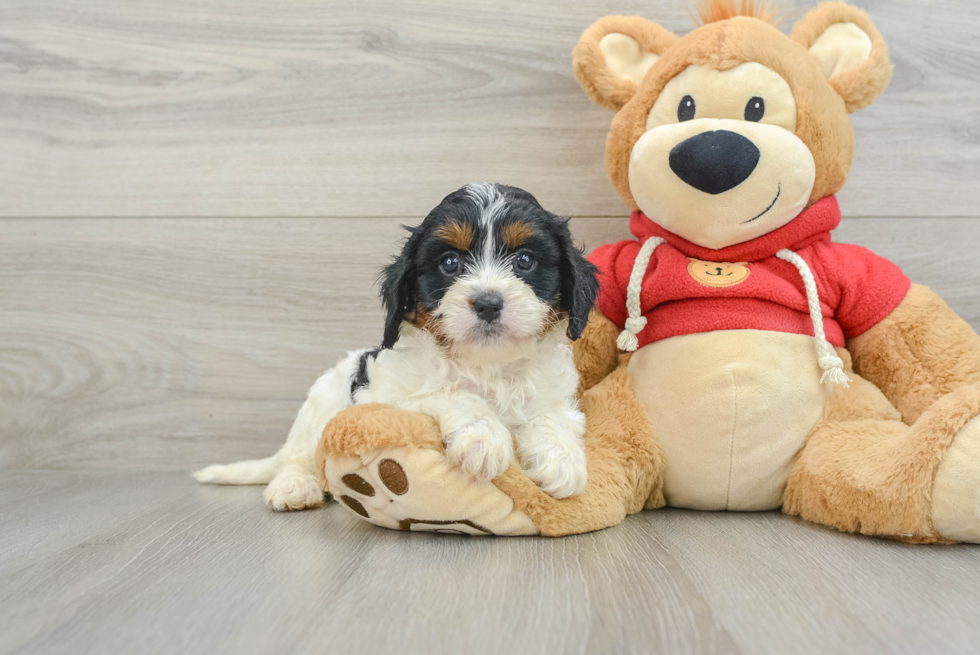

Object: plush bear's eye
[677,95,696,122]
[744,96,765,122]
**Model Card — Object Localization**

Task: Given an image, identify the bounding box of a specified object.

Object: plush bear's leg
[784,372,980,544]
[316,364,664,536]
[494,365,665,536]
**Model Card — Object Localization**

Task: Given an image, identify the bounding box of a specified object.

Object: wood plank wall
[1,0,978,470]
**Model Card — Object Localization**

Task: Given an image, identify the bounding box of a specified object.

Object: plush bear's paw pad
[521,440,588,499]
[263,471,325,512]
[932,414,980,543]
[322,448,538,536]
[444,418,514,481]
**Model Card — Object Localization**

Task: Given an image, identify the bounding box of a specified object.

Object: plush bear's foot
[323,448,537,535]
[316,403,538,535]
[932,415,980,543]
[263,469,325,512]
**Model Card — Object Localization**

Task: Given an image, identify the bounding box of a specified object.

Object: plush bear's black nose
[669,130,760,195]
[472,294,503,323]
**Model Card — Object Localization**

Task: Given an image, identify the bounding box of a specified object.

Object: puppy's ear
[554,218,600,341]
[379,226,422,349]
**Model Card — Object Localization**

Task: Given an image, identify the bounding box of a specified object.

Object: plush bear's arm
[847,283,980,424]
[573,310,622,393]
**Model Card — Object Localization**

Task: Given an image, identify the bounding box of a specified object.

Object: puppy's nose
[669,130,760,195]
[472,294,504,323]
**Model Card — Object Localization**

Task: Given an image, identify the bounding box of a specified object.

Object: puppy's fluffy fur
[194,183,599,510]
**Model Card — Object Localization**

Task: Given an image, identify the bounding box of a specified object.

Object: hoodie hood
[591,192,912,389]
[629,196,841,263]
[588,189,910,358]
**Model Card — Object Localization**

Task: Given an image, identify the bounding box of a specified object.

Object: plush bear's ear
[791,2,892,112]
[573,16,679,112]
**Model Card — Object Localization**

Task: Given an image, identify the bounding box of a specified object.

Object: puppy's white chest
[452,369,532,426]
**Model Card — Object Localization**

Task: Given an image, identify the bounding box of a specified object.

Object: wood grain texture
[3,3,979,651]
[0,471,978,655]
[0,0,977,218]
[2,216,979,471]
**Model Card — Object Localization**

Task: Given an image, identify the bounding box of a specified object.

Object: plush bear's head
[573,1,892,250]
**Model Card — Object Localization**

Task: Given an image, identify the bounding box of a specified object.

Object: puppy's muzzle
[472,294,504,323]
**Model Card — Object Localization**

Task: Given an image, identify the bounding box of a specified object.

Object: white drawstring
[616,237,665,352]
[775,249,850,388]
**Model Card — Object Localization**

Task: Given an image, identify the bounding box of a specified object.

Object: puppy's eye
[744,96,764,122]
[513,252,535,273]
[439,253,460,276]
[677,95,696,122]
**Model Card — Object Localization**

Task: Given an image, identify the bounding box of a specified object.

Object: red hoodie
[588,196,911,349]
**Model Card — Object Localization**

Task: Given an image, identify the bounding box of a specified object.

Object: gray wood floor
[3,0,980,653]
[1,471,978,655]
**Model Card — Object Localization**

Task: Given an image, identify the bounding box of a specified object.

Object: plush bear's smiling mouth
[743,183,781,224]
[627,115,815,249]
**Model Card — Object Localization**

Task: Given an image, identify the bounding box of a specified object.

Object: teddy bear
[314,1,980,543]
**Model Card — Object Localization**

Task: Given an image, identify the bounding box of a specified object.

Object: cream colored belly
[628,330,834,511]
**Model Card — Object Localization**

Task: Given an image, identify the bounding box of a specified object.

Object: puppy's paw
[520,437,587,499]
[263,471,325,512]
[443,418,514,481]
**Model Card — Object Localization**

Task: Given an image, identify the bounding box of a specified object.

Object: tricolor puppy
[194,183,600,509]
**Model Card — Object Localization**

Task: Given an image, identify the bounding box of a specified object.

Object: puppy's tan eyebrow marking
[502,222,536,249]
[435,221,474,250]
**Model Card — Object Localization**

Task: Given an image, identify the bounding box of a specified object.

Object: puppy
[194,183,599,510]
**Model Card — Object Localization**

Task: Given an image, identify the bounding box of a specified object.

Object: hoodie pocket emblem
[688,258,751,288]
